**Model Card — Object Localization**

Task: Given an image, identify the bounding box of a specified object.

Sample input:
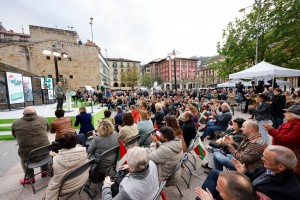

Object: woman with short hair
[88,120,118,162]
[137,110,154,146]
[118,112,139,148]
[154,102,165,129]
[102,147,159,200]
[45,131,89,200]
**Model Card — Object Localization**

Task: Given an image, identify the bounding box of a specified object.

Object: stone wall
[0,40,101,90]
[29,25,78,44]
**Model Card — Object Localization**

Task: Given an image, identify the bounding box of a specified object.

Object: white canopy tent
[217,79,252,88]
[229,61,300,80]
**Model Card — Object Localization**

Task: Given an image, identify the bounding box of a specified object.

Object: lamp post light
[239,0,262,64]
[167,50,179,91]
[90,17,94,42]
[42,45,68,84]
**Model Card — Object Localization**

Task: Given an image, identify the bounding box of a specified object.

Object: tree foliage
[214,0,300,78]
[140,72,152,87]
[120,68,140,89]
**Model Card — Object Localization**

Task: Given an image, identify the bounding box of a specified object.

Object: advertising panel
[40,77,53,90]
[6,72,24,104]
[48,90,55,100]
[22,76,33,101]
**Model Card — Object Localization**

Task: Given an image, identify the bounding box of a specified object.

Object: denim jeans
[202,125,222,138]
[272,116,283,129]
[213,150,236,171]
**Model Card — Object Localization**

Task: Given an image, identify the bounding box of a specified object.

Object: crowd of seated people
[12,85,300,200]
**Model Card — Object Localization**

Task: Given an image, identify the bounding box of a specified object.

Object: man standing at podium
[54,82,65,109]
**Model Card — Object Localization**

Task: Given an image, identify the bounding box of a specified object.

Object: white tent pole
[272,70,275,87]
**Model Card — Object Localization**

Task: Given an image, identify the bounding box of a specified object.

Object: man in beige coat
[12,106,50,184]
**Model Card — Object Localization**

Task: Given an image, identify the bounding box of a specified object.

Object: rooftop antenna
[21,24,24,34]
[89,17,94,42]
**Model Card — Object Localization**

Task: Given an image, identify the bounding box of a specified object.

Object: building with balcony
[146,57,198,90]
[106,58,141,90]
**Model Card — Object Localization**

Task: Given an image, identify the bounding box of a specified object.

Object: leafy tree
[120,68,140,90]
[215,0,300,78]
[140,72,152,87]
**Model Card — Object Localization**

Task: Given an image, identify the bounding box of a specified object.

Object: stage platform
[0,104,107,138]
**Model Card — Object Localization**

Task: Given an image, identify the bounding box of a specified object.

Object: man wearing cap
[263,105,300,175]
[12,106,50,184]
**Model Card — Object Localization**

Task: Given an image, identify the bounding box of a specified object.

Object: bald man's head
[23,106,36,115]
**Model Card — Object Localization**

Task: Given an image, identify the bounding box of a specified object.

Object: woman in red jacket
[263,105,300,175]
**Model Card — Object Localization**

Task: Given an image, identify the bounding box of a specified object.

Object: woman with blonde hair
[137,110,154,145]
[88,120,118,162]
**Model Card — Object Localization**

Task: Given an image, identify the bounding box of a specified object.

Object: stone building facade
[196,64,227,87]
[106,58,141,90]
[0,23,109,91]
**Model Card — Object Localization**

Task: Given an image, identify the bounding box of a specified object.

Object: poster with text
[22,76,33,101]
[48,90,55,100]
[40,77,53,90]
[6,72,24,104]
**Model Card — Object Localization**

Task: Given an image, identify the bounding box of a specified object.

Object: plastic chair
[23,144,53,194]
[58,159,95,199]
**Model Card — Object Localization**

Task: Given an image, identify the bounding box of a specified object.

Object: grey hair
[291,113,300,120]
[127,147,149,172]
[221,103,230,111]
[267,145,297,169]
[155,102,162,110]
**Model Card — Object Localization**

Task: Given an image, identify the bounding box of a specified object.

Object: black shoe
[201,163,212,170]
[200,136,204,141]
[248,117,254,119]
[207,136,216,140]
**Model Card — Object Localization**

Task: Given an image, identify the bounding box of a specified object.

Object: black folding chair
[84,145,120,198]
[153,181,167,200]
[86,131,94,147]
[125,134,141,148]
[23,144,53,194]
[58,159,94,199]
[181,139,195,188]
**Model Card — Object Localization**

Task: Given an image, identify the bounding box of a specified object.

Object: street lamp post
[42,45,68,84]
[167,50,179,91]
[90,17,94,42]
[239,0,262,64]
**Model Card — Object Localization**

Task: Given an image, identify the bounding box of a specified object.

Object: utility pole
[90,17,94,42]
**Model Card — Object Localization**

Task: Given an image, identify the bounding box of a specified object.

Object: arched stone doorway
[113,82,119,87]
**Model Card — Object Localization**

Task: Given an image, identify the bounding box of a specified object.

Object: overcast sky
[2,0,254,64]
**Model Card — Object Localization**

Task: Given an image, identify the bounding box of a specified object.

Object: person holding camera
[148,126,183,186]
[45,131,89,200]
[102,147,159,200]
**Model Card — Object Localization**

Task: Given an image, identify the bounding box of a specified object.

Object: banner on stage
[6,72,25,104]
[22,76,33,101]
[41,77,53,90]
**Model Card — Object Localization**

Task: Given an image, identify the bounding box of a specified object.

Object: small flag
[193,136,207,160]
[116,141,127,171]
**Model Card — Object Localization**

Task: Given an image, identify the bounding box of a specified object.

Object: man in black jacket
[182,111,197,147]
[199,145,300,200]
[270,88,286,129]
[201,103,232,141]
